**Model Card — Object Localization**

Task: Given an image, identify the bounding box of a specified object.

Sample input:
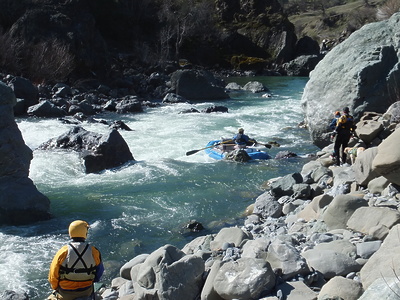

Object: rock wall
[301,12,400,148]
[0,81,50,225]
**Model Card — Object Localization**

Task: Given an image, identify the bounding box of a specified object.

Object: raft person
[331,107,356,166]
[232,128,250,149]
[48,220,104,300]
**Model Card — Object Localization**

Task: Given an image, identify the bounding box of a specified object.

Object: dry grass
[288,0,387,42]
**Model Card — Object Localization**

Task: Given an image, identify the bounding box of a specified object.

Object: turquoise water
[1,76,318,299]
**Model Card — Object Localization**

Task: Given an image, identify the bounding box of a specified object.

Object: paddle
[186,140,233,156]
[248,139,272,149]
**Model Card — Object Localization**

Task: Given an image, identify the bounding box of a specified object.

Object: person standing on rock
[48,220,104,300]
[331,107,356,166]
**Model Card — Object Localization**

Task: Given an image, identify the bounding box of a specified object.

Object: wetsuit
[333,113,355,165]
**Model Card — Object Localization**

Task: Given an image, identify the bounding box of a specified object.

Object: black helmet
[343,107,350,113]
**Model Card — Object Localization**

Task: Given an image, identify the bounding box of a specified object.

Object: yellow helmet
[69,220,89,239]
[238,128,244,133]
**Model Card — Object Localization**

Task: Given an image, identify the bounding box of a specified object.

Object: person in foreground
[331,107,356,166]
[232,128,250,149]
[48,220,104,300]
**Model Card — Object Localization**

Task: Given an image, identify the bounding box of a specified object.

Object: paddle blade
[186,149,199,156]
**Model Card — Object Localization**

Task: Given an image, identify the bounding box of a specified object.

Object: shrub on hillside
[376,0,400,20]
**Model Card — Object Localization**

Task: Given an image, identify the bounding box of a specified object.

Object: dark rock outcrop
[301,13,400,148]
[0,81,50,225]
[170,70,229,101]
[38,126,135,174]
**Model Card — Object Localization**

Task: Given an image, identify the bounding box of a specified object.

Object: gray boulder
[358,277,400,300]
[283,55,322,77]
[356,240,382,259]
[355,116,384,145]
[372,127,400,185]
[318,276,363,300]
[162,93,187,103]
[275,281,317,300]
[133,244,204,300]
[201,260,225,300]
[360,224,400,289]
[115,99,143,113]
[367,176,390,194]
[301,246,361,279]
[0,81,50,225]
[170,70,229,100]
[266,238,310,279]
[253,192,283,219]
[120,254,149,280]
[322,194,368,230]
[301,13,400,147]
[270,173,303,197]
[241,238,271,260]
[38,126,134,173]
[297,194,334,221]
[210,227,252,251]
[242,81,268,93]
[27,100,67,117]
[9,76,39,113]
[213,258,276,299]
[353,147,379,186]
[347,207,400,239]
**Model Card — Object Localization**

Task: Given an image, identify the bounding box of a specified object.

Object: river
[0,76,319,299]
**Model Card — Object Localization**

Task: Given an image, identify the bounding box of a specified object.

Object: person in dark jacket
[331,107,356,166]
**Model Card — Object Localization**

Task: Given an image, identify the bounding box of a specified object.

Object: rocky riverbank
[99,103,400,300]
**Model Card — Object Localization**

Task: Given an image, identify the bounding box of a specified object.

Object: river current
[1,76,319,299]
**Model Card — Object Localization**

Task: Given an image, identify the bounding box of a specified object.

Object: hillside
[288,0,388,44]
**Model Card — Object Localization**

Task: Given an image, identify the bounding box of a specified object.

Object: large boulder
[266,237,310,280]
[213,257,276,299]
[133,245,204,300]
[360,224,400,289]
[372,127,400,185]
[347,206,400,240]
[38,126,134,173]
[353,147,380,186]
[9,76,38,114]
[0,81,50,225]
[301,13,400,148]
[318,276,363,300]
[322,194,368,230]
[170,70,229,101]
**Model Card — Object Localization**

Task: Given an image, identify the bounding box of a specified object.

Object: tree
[158,0,215,62]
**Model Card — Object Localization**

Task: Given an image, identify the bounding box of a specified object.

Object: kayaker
[48,220,104,300]
[232,128,250,149]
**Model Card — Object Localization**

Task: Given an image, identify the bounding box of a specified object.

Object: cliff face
[301,12,400,148]
[0,81,50,225]
[0,0,297,83]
